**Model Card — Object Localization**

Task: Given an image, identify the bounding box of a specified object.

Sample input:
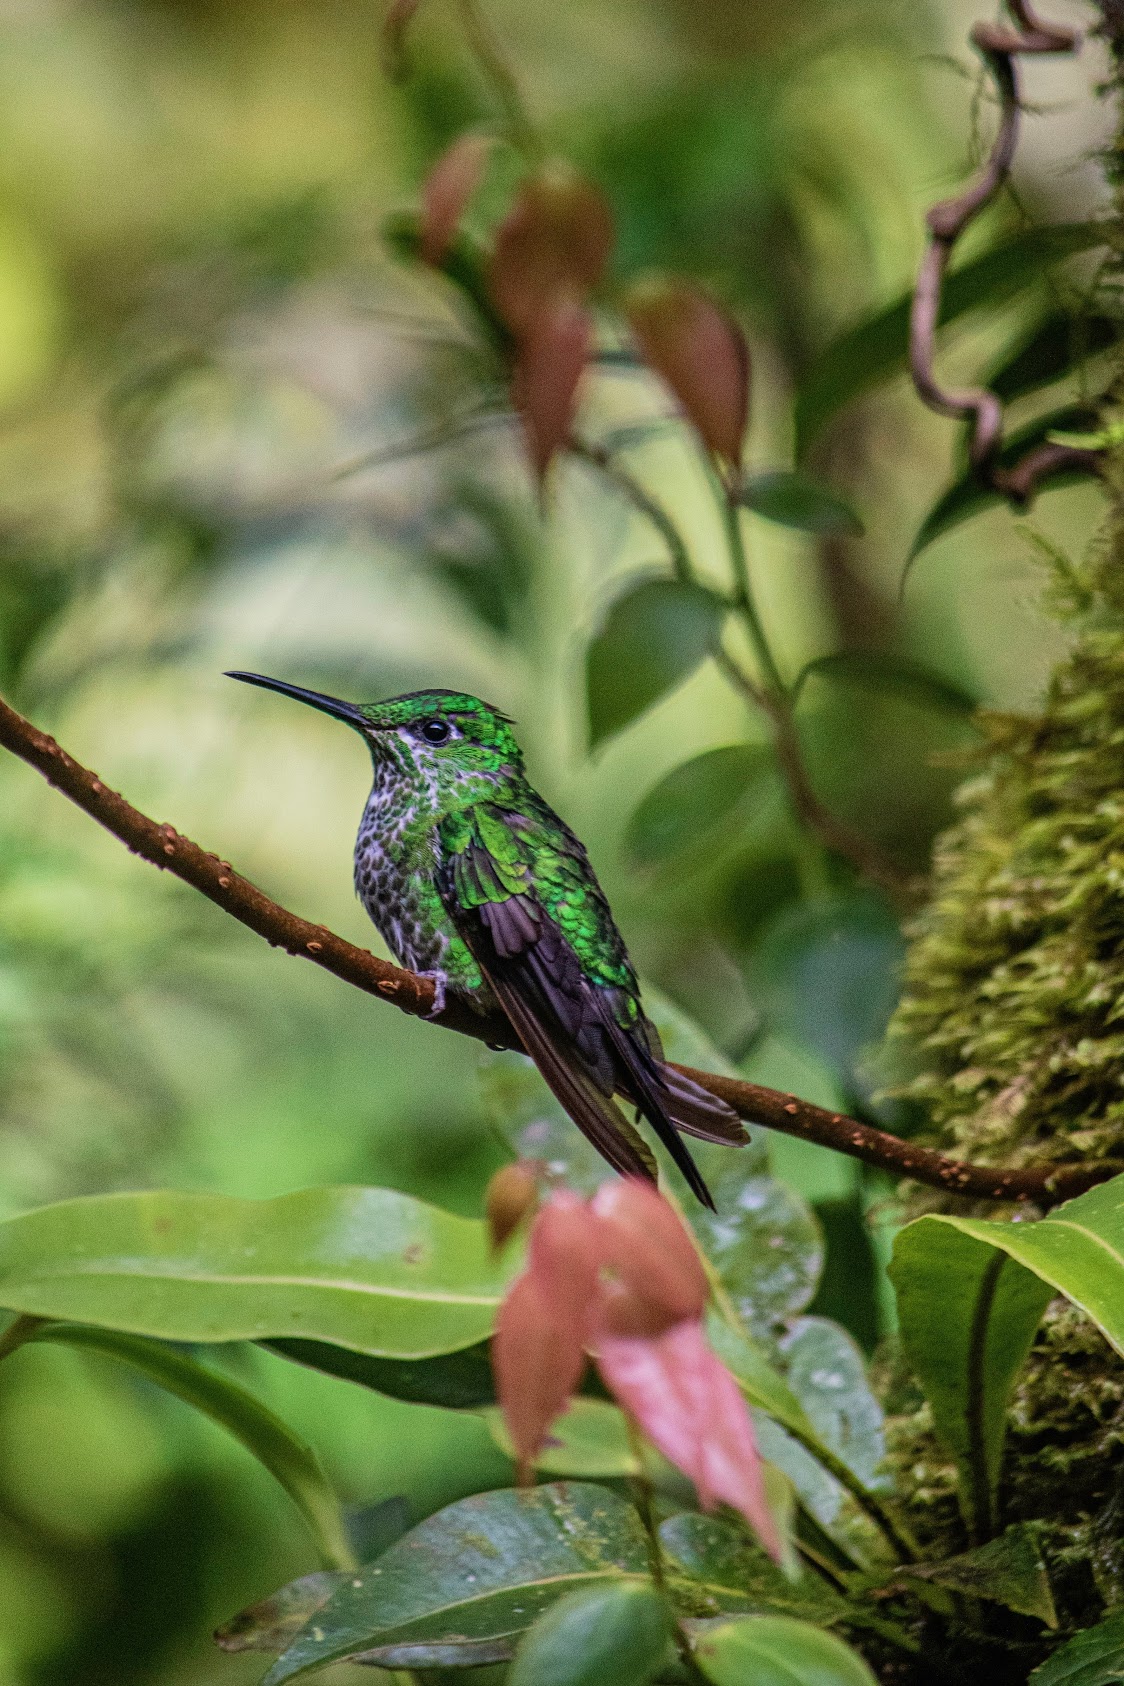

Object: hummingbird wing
[437,800,736,1208]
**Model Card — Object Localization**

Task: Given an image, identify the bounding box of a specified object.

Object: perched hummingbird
[226,676,747,1207]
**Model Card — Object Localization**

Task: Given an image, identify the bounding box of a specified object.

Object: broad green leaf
[795,221,1111,453]
[694,1613,878,1686]
[898,1523,1056,1626]
[661,1512,845,1624]
[905,404,1100,567]
[508,1584,672,1686]
[626,744,777,864]
[779,1318,886,1496]
[706,1315,814,1443]
[262,1336,498,1408]
[692,1165,823,1336]
[263,1482,652,1683]
[890,1222,1056,1536]
[587,578,727,747]
[483,1398,640,1478]
[15,1322,353,1569]
[0,1188,511,1359]
[740,471,863,536]
[792,652,978,718]
[989,311,1117,405]
[1030,1610,1124,1685]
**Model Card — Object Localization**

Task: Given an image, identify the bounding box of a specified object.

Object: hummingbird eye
[420,719,451,744]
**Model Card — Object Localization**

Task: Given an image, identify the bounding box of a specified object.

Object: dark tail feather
[597,1010,716,1210]
[660,1064,749,1145]
[482,964,660,1186]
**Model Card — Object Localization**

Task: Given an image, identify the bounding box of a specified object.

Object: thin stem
[720,496,787,698]
[625,1419,708,1684]
[569,437,695,583]
[455,0,542,159]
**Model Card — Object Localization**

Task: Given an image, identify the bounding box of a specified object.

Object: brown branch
[909,1,1099,503]
[0,690,1117,1209]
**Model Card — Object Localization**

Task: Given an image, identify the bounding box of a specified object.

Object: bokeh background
[0,0,1110,1678]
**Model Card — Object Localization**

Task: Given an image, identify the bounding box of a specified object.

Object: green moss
[887,502,1124,1170]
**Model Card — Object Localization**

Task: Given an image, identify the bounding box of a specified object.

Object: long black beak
[225,671,372,730]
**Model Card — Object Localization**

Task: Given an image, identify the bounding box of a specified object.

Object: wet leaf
[795,221,1111,453]
[508,1584,672,1686]
[17,1323,353,1569]
[662,1512,845,1623]
[694,1613,878,1686]
[626,745,777,865]
[691,1165,823,1338]
[420,133,496,266]
[490,164,614,334]
[587,577,727,747]
[740,472,863,536]
[216,1572,346,1654]
[899,1523,1056,1626]
[261,1482,651,1682]
[626,274,749,467]
[0,1187,511,1358]
[778,1317,885,1495]
[1029,1609,1124,1685]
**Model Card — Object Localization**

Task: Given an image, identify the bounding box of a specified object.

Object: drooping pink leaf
[625,276,750,470]
[420,133,495,267]
[596,1319,781,1561]
[493,1269,587,1477]
[490,164,614,335]
[592,1179,708,1329]
[511,297,592,484]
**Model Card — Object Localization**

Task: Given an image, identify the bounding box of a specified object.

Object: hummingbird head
[226,674,524,791]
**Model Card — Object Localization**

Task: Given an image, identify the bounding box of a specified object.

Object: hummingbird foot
[417,969,448,1019]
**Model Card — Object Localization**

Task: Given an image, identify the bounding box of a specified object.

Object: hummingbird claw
[418,970,448,1019]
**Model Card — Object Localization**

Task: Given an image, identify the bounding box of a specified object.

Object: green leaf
[795,221,1111,454]
[889,1190,1121,1536]
[0,1187,511,1359]
[262,1336,498,1408]
[779,1317,886,1497]
[15,1322,354,1569]
[661,1512,845,1624]
[508,1584,672,1686]
[792,652,978,718]
[898,1523,1056,1626]
[906,404,1101,567]
[626,744,777,864]
[482,1398,640,1478]
[694,1613,878,1686]
[1030,1610,1124,1686]
[740,472,863,536]
[989,311,1117,405]
[216,1572,347,1654]
[263,1482,652,1682]
[706,1315,815,1443]
[587,578,727,747]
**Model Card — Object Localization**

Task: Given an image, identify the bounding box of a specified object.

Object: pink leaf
[490,164,613,335]
[511,297,592,485]
[596,1319,782,1561]
[420,133,494,267]
[625,276,750,470]
[493,1270,587,1478]
[592,1178,708,1328]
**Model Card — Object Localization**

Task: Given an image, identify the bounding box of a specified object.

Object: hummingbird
[226,675,747,1207]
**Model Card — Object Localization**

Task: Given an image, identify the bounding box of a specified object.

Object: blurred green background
[0,0,1109,1678]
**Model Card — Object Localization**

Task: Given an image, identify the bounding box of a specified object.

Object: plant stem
[625,1418,709,1684]
[455,0,542,159]
[720,495,788,697]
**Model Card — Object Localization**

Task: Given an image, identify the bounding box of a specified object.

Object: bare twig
[1,690,1116,1208]
[910,1,1103,501]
